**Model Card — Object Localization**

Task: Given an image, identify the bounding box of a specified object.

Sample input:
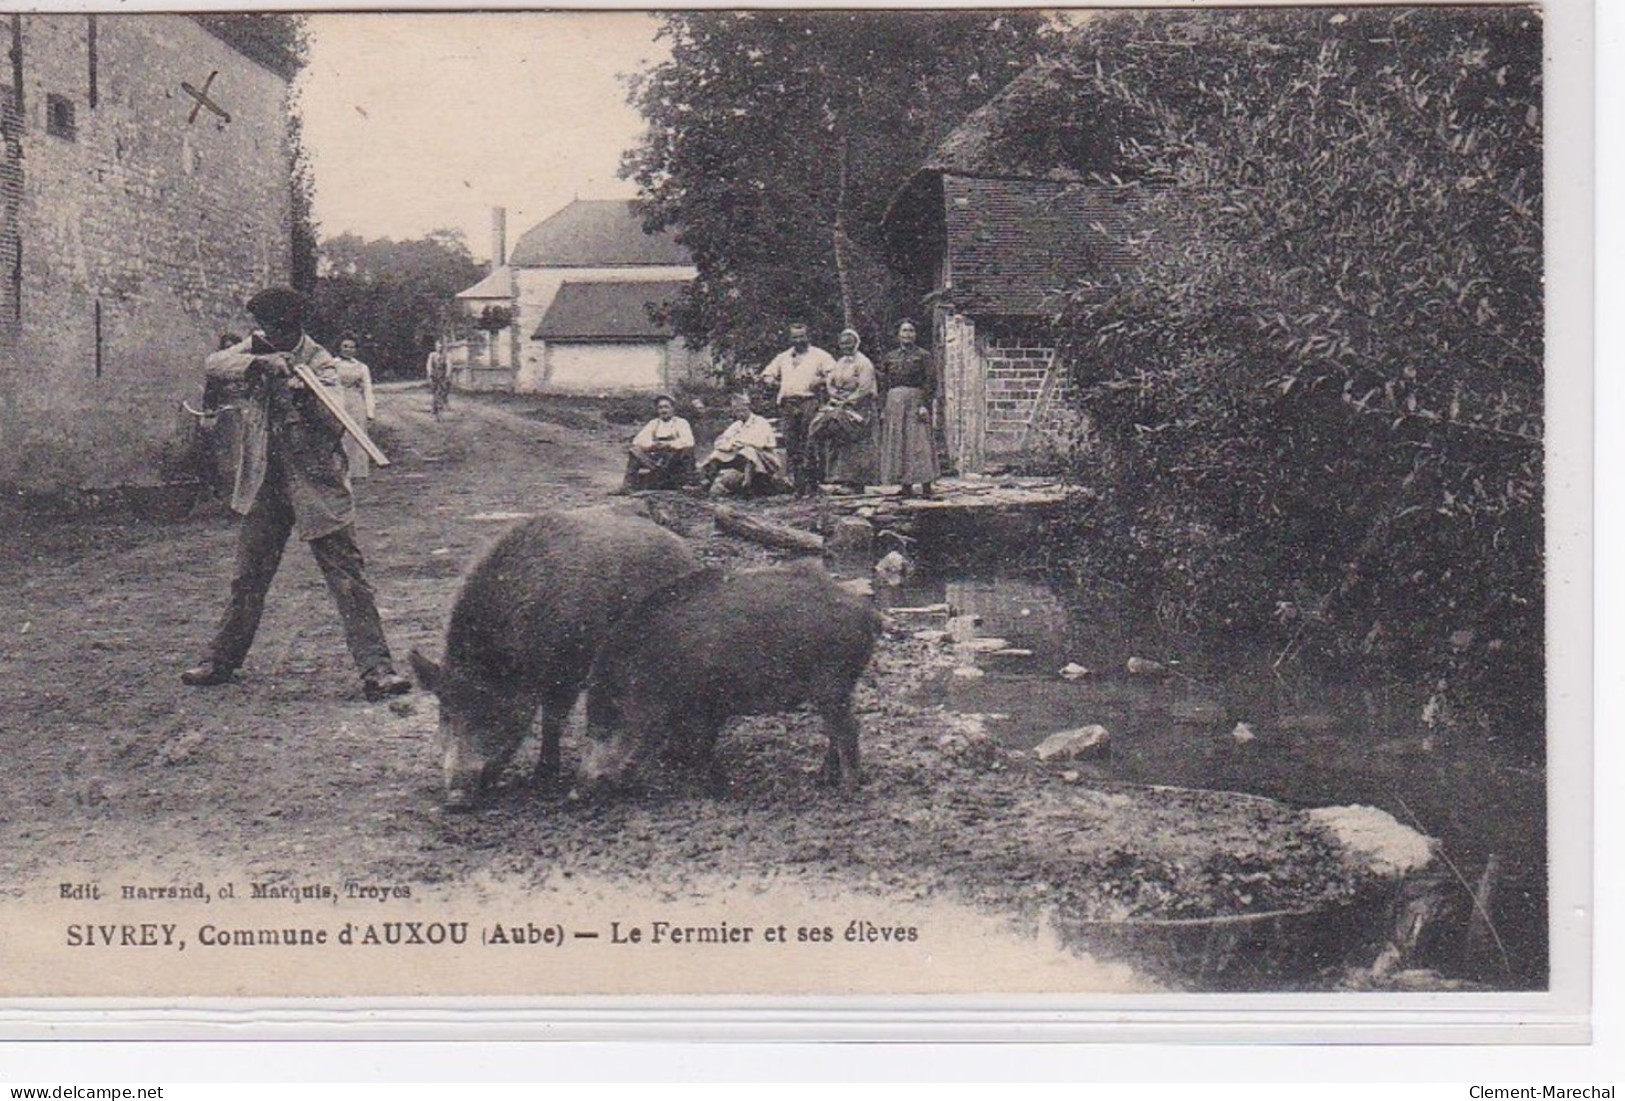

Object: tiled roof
[533,280,689,341]
[942,175,1141,317]
[509,200,691,269]
[455,266,515,300]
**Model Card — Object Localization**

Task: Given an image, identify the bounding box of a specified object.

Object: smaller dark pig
[580,558,881,794]
[408,508,701,808]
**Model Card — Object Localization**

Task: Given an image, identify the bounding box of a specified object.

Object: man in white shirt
[618,394,696,492]
[758,321,834,496]
[701,393,785,497]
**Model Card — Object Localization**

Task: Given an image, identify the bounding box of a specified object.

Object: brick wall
[0,14,292,491]
[981,330,1073,457]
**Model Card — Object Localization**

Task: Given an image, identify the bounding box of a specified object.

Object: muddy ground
[0,386,1403,993]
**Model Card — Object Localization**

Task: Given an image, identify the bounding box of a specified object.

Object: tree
[311,230,484,378]
[1048,7,1543,726]
[621,10,1059,371]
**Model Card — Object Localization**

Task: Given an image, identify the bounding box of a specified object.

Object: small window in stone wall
[46,94,76,141]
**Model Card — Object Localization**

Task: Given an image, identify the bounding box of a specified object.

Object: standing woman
[879,319,938,498]
[812,328,878,491]
[332,335,377,480]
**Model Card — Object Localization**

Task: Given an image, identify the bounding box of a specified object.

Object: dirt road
[0,386,630,885]
[0,387,1396,995]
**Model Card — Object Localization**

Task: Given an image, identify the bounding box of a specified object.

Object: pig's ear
[407,649,442,693]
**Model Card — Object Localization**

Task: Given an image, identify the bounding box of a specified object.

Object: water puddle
[867,566,1548,989]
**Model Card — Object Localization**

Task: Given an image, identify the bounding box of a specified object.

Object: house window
[46,94,76,141]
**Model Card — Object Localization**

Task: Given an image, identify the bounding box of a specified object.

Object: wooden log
[713,505,825,554]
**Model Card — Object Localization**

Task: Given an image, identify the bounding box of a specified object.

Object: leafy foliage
[311,231,483,378]
[621,10,1058,372]
[1047,8,1544,728]
[475,304,515,333]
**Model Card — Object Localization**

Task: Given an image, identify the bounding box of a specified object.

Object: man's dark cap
[246,286,309,325]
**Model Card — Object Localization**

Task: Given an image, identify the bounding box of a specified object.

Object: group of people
[617,319,939,499]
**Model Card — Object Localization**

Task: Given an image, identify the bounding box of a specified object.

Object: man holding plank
[181,286,412,702]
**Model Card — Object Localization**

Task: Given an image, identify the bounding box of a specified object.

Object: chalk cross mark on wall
[181,71,230,125]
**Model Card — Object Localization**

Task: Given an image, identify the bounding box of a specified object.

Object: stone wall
[0,14,292,491]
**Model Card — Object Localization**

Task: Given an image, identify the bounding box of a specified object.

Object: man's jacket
[204,333,354,541]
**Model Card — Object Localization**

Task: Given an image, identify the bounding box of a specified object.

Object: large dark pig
[580,558,882,794]
[408,508,701,808]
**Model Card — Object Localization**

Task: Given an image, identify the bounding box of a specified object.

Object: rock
[945,614,982,642]
[986,648,1034,658]
[388,698,415,717]
[1058,662,1091,679]
[1307,804,1435,877]
[950,665,984,679]
[1061,770,1081,784]
[1033,724,1111,762]
[890,603,950,616]
[874,550,911,580]
[960,637,1012,653]
[1231,722,1256,743]
[836,577,875,598]
[828,517,875,559]
[912,629,950,644]
[1126,656,1165,675]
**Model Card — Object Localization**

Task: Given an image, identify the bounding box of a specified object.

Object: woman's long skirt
[342,386,370,480]
[879,386,938,486]
[821,401,877,487]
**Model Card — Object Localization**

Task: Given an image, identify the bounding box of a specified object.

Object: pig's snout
[441,735,492,811]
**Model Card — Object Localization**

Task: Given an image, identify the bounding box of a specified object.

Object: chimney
[491,206,507,267]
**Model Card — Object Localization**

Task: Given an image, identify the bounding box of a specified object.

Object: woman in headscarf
[809,327,877,491]
[878,319,938,498]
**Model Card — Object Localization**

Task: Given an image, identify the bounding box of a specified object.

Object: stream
[869,565,1549,989]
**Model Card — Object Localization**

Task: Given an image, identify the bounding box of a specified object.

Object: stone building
[0,13,300,494]
[453,199,707,394]
[883,61,1139,474]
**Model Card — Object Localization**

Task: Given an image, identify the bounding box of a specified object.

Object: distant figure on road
[759,321,833,497]
[426,340,451,419]
[700,393,784,497]
[181,286,412,703]
[809,327,877,492]
[617,393,696,493]
[879,319,938,498]
[332,334,377,481]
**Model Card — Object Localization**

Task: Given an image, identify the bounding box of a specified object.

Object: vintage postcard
[0,2,1590,1032]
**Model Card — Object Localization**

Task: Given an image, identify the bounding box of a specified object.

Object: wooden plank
[713,505,825,554]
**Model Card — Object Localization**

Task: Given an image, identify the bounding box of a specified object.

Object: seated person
[620,394,696,492]
[700,393,785,497]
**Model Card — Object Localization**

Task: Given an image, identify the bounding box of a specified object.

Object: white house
[453,199,706,393]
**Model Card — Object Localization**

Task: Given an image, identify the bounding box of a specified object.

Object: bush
[1050,7,1544,733]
